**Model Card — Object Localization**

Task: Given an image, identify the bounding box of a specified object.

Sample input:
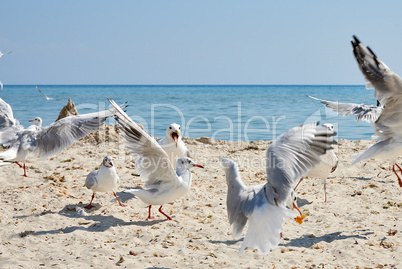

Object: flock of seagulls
[0,36,401,255]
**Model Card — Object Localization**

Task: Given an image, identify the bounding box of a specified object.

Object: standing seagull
[84,156,126,209]
[0,98,126,177]
[136,123,190,171]
[108,98,203,220]
[293,123,338,203]
[221,123,336,254]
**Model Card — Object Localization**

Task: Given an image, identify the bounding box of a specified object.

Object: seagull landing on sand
[221,123,336,255]
[107,98,203,220]
[0,98,127,177]
[84,156,126,209]
[293,123,338,203]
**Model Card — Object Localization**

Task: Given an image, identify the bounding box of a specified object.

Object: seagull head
[322,123,334,132]
[167,123,181,147]
[102,156,114,168]
[29,117,42,127]
[176,157,203,171]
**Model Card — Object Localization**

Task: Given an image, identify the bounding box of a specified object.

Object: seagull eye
[169,127,172,129]
[179,127,181,130]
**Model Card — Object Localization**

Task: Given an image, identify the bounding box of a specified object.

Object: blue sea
[0,85,377,141]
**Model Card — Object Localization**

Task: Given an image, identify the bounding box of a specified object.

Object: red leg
[148,205,154,220]
[22,163,28,177]
[84,193,95,209]
[158,205,173,220]
[113,191,126,207]
[392,164,402,187]
[15,162,23,168]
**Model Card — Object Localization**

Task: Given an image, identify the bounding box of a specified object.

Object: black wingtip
[353,35,360,44]
[367,46,378,58]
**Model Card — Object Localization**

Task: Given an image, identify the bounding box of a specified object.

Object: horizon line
[3,83,365,87]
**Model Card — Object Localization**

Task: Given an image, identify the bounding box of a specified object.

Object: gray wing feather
[108,98,178,187]
[35,108,117,158]
[351,36,402,104]
[266,123,336,205]
[85,172,98,190]
[307,95,382,123]
[0,98,24,144]
[221,157,265,237]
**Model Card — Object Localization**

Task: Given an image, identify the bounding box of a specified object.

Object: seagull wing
[307,95,383,123]
[34,108,118,158]
[108,98,178,188]
[265,123,336,205]
[352,36,402,142]
[0,98,24,144]
[352,36,402,104]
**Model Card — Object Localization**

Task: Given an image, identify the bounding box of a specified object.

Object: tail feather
[239,203,297,255]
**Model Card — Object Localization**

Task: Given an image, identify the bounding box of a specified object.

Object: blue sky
[1,1,402,85]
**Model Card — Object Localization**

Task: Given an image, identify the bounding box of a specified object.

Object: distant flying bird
[0,50,12,58]
[0,81,3,91]
[108,98,203,220]
[36,86,65,101]
[0,98,126,177]
[221,123,336,254]
[84,156,126,209]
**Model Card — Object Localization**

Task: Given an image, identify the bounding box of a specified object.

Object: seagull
[307,95,383,123]
[221,123,336,255]
[35,86,65,101]
[0,98,126,177]
[136,123,190,171]
[293,123,338,203]
[0,50,12,58]
[0,81,3,91]
[311,36,402,187]
[107,98,203,220]
[84,156,126,209]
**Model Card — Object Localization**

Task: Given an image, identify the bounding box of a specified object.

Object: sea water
[0,85,377,141]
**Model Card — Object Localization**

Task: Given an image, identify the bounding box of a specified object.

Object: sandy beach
[0,126,401,269]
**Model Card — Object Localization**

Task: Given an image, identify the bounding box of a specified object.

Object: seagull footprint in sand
[108,98,203,220]
[84,156,126,209]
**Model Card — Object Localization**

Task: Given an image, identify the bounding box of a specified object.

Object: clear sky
[1,0,402,85]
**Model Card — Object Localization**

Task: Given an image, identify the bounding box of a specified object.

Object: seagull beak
[170,131,179,147]
[293,203,302,216]
[29,120,34,122]
[109,162,113,167]
[193,164,204,168]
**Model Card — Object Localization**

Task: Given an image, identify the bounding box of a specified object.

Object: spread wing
[307,95,382,123]
[352,35,402,104]
[265,123,336,205]
[108,98,178,187]
[35,107,122,158]
[352,36,402,141]
[0,98,24,144]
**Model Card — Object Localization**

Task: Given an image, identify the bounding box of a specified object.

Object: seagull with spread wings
[309,36,402,187]
[108,98,203,220]
[221,123,336,255]
[0,98,126,177]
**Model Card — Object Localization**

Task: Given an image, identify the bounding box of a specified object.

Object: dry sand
[0,129,401,268]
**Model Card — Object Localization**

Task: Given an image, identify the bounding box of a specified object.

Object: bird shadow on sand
[296,197,312,207]
[350,176,372,181]
[281,230,374,248]
[209,238,243,246]
[13,203,168,237]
